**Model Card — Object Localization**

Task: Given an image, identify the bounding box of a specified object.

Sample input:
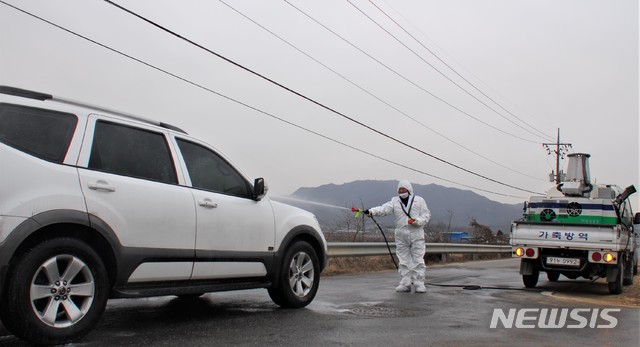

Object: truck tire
[0,237,109,345]
[546,271,560,282]
[623,253,634,286]
[608,262,623,294]
[268,241,320,308]
[523,269,539,288]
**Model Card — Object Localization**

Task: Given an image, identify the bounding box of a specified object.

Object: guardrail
[327,242,511,261]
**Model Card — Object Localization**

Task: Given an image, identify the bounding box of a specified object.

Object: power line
[0,0,540,197]
[367,0,555,142]
[379,0,553,144]
[347,0,549,142]
[283,0,539,145]
[102,0,542,194]
[216,0,544,182]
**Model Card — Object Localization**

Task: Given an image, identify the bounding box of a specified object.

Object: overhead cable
[379,0,553,143]
[283,0,539,145]
[348,0,550,142]
[367,0,555,142]
[216,0,544,182]
[0,0,541,196]
[102,0,543,194]
[0,0,531,199]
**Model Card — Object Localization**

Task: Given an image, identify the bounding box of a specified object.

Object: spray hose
[351,208,398,269]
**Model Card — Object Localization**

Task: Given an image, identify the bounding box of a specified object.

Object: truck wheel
[546,271,560,282]
[622,254,634,286]
[268,241,320,308]
[608,262,623,294]
[523,269,539,288]
[0,238,109,345]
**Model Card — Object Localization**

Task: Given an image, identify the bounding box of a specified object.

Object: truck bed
[510,221,630,251]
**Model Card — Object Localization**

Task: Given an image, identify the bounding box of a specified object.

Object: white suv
[0,86,327,344]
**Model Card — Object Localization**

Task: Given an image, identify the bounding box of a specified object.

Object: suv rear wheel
[0,237,109,345]
[268,241,320,308]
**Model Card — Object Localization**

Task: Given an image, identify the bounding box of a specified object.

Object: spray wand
[351,208,398,270]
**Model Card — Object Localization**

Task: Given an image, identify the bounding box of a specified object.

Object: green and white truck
[510,153,639,294]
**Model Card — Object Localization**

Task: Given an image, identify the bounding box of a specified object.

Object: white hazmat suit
[368,180,431,293]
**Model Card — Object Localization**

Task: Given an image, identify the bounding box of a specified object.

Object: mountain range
[273,180,525,233]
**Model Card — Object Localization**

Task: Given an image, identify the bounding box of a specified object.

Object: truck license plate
[547,257,580,267]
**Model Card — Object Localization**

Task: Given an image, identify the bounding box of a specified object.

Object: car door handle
[198,199,218,208]
[88,180,116,192]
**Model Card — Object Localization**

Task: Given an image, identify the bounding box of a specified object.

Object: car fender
[269,201,327,278]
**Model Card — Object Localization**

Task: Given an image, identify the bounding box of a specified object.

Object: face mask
[399,192,409,199]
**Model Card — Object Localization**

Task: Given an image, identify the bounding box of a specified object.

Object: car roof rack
[0,85,187,134]
[0,86,52,101]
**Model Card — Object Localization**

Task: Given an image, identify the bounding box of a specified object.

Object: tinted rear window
[88,121,178,184]
[0,103,77,163]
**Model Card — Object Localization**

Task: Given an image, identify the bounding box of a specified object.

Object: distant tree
[424,209,454,242]
[445,209,454,232]
[325,206,376,242]
[425,222,446,242]
[469,217,494,244]
[322,209,356,241]
[495,229,507,244]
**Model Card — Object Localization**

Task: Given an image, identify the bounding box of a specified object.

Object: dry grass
[323,253,493,276]
[324,256,397,276]
[619,281,640,307]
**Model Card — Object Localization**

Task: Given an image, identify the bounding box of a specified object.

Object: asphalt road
[0,258,638,346]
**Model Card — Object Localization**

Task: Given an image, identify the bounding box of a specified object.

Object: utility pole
[543,128,572,184]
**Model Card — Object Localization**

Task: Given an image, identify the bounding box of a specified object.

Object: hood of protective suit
[397,179,414,195]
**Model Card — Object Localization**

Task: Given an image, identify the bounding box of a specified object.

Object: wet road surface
[0,258,638,346]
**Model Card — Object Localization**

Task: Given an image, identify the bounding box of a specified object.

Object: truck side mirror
[634,212,640,225]
[253,177,267,201]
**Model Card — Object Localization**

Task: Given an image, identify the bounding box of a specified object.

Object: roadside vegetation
[321,215,639,308]
[323,213,508,276]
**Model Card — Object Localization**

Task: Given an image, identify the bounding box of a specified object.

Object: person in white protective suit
[365,180,431,293]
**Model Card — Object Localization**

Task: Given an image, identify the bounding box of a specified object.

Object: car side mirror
[253,178,267,201]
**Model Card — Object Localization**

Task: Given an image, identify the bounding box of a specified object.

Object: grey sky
[1,0,638,206]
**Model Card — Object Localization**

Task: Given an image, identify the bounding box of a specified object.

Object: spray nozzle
[351,207,362,218]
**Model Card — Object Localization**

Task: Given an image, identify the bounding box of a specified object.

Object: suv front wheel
[268,241,320,308]
[0,237,109,345]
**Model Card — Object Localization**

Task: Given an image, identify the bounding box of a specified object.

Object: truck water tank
[560,153,592,197]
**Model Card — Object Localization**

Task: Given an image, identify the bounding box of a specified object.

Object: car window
[0,103,77,163]
[176,139,251,198]
[88,120,177,184]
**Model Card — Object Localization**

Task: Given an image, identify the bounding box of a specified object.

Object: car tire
[268,241,320,308]
[0,237,109,345]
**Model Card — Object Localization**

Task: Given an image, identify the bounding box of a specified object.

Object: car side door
[77,115,196,282]
[173,137,275,280]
